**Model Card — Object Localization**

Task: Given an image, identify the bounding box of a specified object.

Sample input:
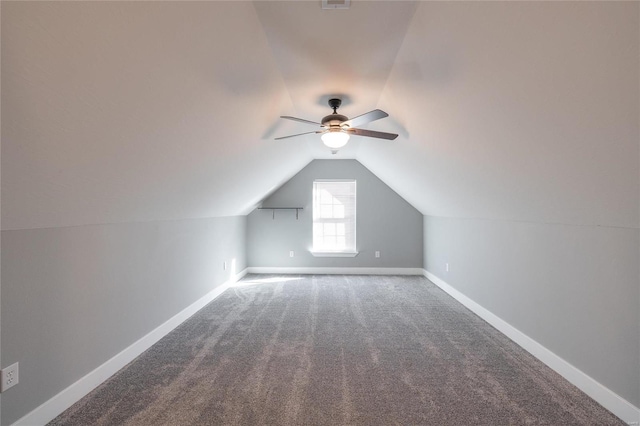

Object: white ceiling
[2,1,638,230]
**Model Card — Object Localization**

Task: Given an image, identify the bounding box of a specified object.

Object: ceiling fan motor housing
[322,114,348,128]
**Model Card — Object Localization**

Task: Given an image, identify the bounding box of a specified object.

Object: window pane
[320,205,333,218]
[334,204,345,218]
[336,223,345,236]
[326,235,336,248]
[324,223,336,236]
[320,189,333,204]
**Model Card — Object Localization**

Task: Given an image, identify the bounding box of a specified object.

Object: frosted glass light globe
[321,131,350,149]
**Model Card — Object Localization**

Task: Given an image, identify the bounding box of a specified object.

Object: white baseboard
[247,266,424,275]
[13,268,248,426]
[423,270,640,426]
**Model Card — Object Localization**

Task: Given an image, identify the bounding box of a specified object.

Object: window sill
[310,251,359,258]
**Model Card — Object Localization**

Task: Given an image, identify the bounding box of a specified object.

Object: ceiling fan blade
[341,109,388,128]
[346,128,398,140]
[280,116,322,126]
[275,130,324,140]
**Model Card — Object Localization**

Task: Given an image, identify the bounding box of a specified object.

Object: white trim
[12,268,248,426]
[247,267,424,275]
[310,251,359,257]
[423,270,640,426]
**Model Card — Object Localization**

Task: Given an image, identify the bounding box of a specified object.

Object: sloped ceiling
[361,1,639,228]
[2,1,638,230]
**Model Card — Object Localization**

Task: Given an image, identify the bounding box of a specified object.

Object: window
[312,180,357,256]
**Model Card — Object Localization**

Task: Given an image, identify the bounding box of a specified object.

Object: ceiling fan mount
[328,98,342,113]
[276,98,398,154]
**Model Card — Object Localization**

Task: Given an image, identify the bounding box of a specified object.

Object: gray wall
[1,216,247,425]
[248,160,423,268]
[424,216,640,407]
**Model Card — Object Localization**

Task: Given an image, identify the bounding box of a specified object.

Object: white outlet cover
[1,362,19,392]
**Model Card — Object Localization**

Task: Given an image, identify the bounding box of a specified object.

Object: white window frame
[311,179,358,257]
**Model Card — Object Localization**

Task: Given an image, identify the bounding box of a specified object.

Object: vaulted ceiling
[2,1,638,230]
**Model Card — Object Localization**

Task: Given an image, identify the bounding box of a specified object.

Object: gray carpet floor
[50,274,624,425]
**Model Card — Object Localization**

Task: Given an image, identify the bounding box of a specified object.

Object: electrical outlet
[445,263,449,272]
[289,251,294,257]
[223,261,227,270]
[375,251,380,258]
[1,362,19,392]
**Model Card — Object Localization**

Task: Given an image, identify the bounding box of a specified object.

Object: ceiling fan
[275,98,398,154]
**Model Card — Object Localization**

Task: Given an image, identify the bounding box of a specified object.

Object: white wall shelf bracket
[258,207,303,220]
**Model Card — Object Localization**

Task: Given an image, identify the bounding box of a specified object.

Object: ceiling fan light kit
[321,129,350,149]
[275,98,398,154]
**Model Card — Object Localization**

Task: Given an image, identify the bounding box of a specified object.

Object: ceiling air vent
[322,0,350,10]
